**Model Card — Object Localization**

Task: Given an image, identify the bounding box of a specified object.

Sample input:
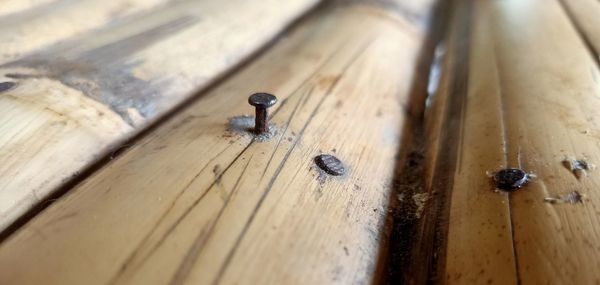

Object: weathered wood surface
[420,0,600,283]
[0,0,59,18]
[0,0,173,63]
[560,0,600,60]
[0,0,320,231]
[0,1,435,284]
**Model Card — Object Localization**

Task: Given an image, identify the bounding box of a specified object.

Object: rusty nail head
[314,154,345,176]
[0,82,17,93]
[248,92,277,134]
[494,168,529,191]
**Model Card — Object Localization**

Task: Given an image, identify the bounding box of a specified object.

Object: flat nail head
[0,81,17,93]
[494,168,529,191]
[248,93,277,108]
[314,154,345,176]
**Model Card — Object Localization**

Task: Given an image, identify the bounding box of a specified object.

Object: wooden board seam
[0,0,325,243]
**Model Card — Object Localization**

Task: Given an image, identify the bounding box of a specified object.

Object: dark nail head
[0,82,17,92]
[314,154,345,176]
[248,93,277,108]
[494,168,529,191]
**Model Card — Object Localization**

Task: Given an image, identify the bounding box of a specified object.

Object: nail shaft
[255,108,268,133]
[248,93,277,135]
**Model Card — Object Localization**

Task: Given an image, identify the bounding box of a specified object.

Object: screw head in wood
[314,154,345,176]
[494,168,529,191]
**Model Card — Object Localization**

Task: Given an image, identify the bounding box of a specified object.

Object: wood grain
[560,0,600,60]
[0,0,60,18]
[0,0,172,63]
[425,0,600,283]
[0,0,320,231]
[442,1,516,283]
[0,2,433,284]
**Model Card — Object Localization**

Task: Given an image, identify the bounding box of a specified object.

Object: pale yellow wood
[0,0,172,63]
[0,2,433,284]
[429,0,600,283]
[492,0,600,283]
[561,0,600,59]
[0,0,320,231]
[442,1,516,283]
[0,0,59,17]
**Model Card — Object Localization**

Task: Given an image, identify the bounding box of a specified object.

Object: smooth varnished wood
[0,0,320,231]
[0,2,434,284]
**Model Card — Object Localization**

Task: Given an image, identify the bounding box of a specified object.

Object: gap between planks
[0,0,327,243]
[0,2,434,285]
[0,0,322,234]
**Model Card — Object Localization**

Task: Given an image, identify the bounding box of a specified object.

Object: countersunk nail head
[0,81,17,92]
[248,93,277,108]
[314,154,345,176]
[494,168,529,191]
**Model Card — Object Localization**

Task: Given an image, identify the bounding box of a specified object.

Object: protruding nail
[248,92,277,134]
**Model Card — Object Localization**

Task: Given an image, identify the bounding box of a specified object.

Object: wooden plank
[424,0,600,283]
[492,0,600,283]
[0,0,320,231]
[0,2,434,284]
[0,0,173,63]
[560,0,600,60]
[442,1,516,283]
[0,0,60,18]
[392,1,497,283]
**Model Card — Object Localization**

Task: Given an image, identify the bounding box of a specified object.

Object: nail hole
[562,158,594,180]
[544,191,583,204]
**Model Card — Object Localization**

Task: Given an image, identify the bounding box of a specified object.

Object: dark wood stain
[427,1,473,282]
[425,1,473,282]
[383,0,474,284]
[3,16,198,125]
